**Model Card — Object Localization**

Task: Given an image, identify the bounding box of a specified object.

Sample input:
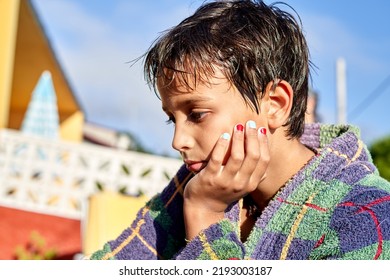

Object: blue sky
[31,0,390,157]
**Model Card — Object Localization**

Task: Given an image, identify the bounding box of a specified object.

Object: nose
[171,124,193,152]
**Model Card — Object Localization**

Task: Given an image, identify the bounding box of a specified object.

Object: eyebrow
[162,95,213,113]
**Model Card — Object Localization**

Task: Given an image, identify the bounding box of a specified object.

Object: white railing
[0,129,182,220]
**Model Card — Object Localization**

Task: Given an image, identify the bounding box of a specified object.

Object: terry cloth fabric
[90,123,390,260]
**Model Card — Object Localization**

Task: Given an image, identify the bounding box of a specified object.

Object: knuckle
[232,178,248,192]
[247,180,259,191]
[247,129,259,137]
[247,150,260,161]
[210,154,223,165]
[230,151,244,162]
[261,152,270,163]
[233,184,245,193]
[234,131,245,140]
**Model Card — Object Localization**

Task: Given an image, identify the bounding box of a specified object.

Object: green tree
[14,231,57,260]
[369,135,390,181]
[119,131,153,154]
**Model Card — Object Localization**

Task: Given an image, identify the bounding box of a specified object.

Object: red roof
[0,206,81,259]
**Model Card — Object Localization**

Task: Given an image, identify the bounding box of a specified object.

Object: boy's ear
[261,80,293,129]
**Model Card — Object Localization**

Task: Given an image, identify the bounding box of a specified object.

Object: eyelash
[188,111,206,123]
[165,111,207,125]
[165,116,175,125]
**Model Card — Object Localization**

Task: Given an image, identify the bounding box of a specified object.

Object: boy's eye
[188,111,207,123]
[165,111,207,125]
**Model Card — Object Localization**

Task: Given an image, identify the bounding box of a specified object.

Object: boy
[90,0,390,260]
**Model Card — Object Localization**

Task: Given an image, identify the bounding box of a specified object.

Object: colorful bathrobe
[90,123,390,260]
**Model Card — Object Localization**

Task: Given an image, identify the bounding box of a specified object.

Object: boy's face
[159,69,264,173]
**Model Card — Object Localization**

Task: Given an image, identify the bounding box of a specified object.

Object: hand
[183,120,270,240]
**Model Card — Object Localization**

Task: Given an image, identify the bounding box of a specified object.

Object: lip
[184,160,207,173]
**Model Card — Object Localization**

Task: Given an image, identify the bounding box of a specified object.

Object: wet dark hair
[144,0,312,138]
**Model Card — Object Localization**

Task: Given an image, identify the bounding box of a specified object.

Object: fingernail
[247,120,256,129]
[259,127,267,135]
[236,124,244,132]
[221,132,230,140]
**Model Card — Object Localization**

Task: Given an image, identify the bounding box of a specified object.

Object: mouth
[184,160,207,173]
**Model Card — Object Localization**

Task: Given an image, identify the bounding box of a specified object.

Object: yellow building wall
[1,0,84,142]
[83,192,148,256]
[59,111,85,142]
[0,0,20,128]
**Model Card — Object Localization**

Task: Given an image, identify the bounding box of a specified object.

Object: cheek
[202,120,235,162]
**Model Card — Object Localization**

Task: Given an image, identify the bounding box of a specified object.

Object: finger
[258,126,270,163]
[224,123,245,172]
[239,120,261,177]
[251,126,270,182]
[206,132,231,173]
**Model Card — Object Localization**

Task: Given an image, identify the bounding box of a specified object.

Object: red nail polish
[236,124,244,132]
[260,127,267,135]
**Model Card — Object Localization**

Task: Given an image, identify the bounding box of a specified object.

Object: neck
[251,129,315,210]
